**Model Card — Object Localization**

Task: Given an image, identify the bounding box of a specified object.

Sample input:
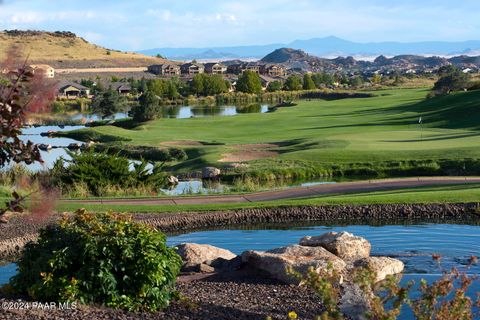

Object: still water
[1,223,479,304]
[15,104,270,171]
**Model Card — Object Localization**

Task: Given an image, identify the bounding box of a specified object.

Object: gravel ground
[0,270,324,320]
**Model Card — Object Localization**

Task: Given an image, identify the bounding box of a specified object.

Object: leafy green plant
[53,151,166,196]
[11,209,182,311]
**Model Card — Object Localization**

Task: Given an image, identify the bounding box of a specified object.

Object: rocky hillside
[260,48,312,63]
[0,30,172,68]
[261,48,366,72]
[261,47,480,73]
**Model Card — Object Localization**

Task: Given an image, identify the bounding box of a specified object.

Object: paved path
[60,177,480,206]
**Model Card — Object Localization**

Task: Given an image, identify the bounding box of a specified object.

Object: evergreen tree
[91,88,126,119]
[267,81,283,92]
[303,74,316,90]
[236,71,263,94]
[130,90,161,122]
[433,67,469,95]
[284,75,303,91]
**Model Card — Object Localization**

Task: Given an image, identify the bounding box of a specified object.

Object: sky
[0,0,479,51]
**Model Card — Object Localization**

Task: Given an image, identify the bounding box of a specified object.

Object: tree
[284,75,303,91]
[191,74,229,96]
[312,72,334,87]
[147,78,181,100]
[303,74,316,90]
[204,74,229,95]
[190,74,204,96]
[350,76,365,88]
[371,73,382,85]
[267,81,283,92]
[432,67,469,95]
[91,88,127,119]
[130,90,161,122]
[236,71,263,94]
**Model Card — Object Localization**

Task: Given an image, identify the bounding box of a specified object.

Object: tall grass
[227,158,480,182]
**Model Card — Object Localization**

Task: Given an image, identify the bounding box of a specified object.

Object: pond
[14,103,271,171]
[65,104,270,122]
[160,179,337,196]
[1,222,479,318]
[166,223,480,276]
[152,104,270,119]
[166,222,480,318]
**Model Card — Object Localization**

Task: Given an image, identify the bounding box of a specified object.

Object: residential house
[260,64,286,77]
[111,82,132,95]
[27,64,55,78]
[147,64,181,76]
[204,63,227,74]
[180,63,205,75]
[57,81,90,99]
[259,75,278,90]
[227,62,260,75]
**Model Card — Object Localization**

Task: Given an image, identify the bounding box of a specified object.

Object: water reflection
[157,104,269,119]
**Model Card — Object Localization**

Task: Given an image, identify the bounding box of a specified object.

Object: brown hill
[0,30,172,68]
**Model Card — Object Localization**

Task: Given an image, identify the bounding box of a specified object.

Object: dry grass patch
[219,144,279,162]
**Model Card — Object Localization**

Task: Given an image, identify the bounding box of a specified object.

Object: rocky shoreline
[1,203,479,261]
[1,203,479,319]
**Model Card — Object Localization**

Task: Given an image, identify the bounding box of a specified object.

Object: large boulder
[176,243,237,270]
[300,232,371,261]
[241,245,346,284]
[354,257,404,282]
[167,176,179,185]
[202,167,221,179]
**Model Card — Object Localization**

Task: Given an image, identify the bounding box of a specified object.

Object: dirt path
[60,177,480,206]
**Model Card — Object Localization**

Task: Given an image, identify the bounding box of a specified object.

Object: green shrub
[11,210,182,311]
[54,151,166,196]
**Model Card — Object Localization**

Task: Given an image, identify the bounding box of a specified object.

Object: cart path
[60,177,480,206]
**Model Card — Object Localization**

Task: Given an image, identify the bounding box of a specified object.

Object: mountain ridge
[139,36,480,61]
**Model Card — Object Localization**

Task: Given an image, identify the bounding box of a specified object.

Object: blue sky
[0,0,479,50]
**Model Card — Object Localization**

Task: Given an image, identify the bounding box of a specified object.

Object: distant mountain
[139,36,480,61]
[139,43,283,61]
[170,49,240,61]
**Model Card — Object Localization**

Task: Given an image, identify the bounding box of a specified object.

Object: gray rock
[207,256,242,271]
[241,245,346,284]
[202,167,221,179]
[354,257,404,282]
[167,176,179,185]
[339,283,371,320]
[176,243,237,269]
[300,231,371,261]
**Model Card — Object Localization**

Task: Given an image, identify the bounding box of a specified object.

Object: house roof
[259,75,277,84]
[181,63,204,68]
[150,64,180,69]
[111,82,132,91]
[57,81,88,91]
[204,62,226,68]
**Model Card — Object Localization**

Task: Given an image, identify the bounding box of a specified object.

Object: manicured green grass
[61,89,480,175]
[57,183,480,213]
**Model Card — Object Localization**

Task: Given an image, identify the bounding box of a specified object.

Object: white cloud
[1,0,480,50]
